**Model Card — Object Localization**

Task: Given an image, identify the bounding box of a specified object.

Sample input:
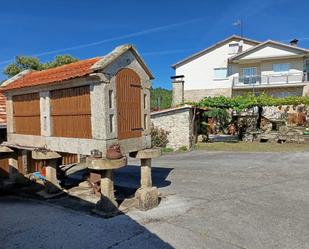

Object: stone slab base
[135,187,159,211]
[129,148,161,159]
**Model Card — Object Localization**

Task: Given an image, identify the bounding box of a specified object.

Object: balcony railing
[233,73,306,87]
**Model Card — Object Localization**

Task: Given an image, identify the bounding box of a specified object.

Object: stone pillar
[129,149,161,211]
[140,158,152,188]
[6,95,15,134]
[86,156,127,214]
[171,76,185,107]
[45,159,61,194]
[8,156,19,182]
[40,91,51,137]
[96,170,118,213]
[101,170,117,205]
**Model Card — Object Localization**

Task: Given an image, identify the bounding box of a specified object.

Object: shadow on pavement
[0,164,174,249]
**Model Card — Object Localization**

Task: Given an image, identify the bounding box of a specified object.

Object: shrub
[150,124,170,147]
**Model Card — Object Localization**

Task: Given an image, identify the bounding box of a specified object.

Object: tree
[4,55,79,78]
[150,87,172,110]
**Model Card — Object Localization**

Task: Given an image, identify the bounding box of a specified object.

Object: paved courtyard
[1,151,309,249]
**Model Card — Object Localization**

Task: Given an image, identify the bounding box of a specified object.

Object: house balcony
[232,73,307,88]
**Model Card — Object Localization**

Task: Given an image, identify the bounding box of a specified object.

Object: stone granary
[0,45,160,212]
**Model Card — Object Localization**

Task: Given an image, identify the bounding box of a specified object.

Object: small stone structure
[151,105,196,150]
[0,45,162,213]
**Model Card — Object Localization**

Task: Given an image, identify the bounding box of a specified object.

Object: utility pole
[157,96,162,110]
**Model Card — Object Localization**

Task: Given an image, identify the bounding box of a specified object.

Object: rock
[197,135,207,143]
[78,181,91,188]
[279,126,289,134]
[135,187,159,211]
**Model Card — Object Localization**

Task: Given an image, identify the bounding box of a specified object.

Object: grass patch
[161,147,174,154]
[196,142,309,152]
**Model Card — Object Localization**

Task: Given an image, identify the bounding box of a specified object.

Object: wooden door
[13,93,41,135]
[51,86,92,138]
[116,68,142,140]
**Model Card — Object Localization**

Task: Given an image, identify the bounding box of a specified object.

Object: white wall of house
[239,44,303,60]
[175,39,255,91]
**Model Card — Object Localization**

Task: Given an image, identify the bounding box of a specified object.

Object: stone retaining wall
[151,107,193,150]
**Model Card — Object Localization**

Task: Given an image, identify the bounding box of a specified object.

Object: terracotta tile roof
[1,57,101,91]
[0,93,6,125]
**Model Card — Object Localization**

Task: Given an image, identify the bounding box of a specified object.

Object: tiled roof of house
[1,57,101,91]
[0,93,6,126]
[172,35,261,69]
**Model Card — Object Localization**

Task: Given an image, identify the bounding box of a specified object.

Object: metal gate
[116,68,142,140]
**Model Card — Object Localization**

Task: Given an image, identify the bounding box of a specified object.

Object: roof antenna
[233,19,243,37]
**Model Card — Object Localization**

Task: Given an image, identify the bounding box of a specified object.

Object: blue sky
[1,0,309,89]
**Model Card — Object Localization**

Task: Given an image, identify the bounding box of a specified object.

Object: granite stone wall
[184,88,232,102]
[151,108,193,150]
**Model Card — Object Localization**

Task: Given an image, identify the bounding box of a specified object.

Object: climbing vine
[192,93,309,112]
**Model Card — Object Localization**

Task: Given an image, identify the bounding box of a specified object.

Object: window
[229,43,239,54]
[272,91,296,98]
[144,94,147,109]
[108,90,113,108]
[144,114,147,130]
[273,63,290,73]
[109,114,114,133]
[243,67,257,84]
[243,67,257,77]
[214,68,228,79]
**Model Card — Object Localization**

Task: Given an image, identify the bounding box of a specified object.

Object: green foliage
[161,147,174,153]
[194,93,309,112]
[4,56,41,77]
[177,146,188,152]
[150,124,170,148]
[4,55,79,78]
[150,87,172,110]
[41,55,79,70]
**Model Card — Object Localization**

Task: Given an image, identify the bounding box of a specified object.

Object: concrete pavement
[1,151,309,248]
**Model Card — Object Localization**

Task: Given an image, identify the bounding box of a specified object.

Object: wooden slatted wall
[116,68,142,140]
[13,93,41,135]
[60,153,78,165]
[51,86,92,138]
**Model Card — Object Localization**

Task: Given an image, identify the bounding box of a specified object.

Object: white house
[172,35,309,103]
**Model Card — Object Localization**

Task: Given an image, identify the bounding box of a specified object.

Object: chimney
[171,75,184,107]
[290,38,298,47]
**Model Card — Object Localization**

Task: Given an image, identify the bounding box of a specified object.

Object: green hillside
[150,87,172,111]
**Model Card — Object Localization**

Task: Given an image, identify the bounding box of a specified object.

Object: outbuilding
[1,44,152,162]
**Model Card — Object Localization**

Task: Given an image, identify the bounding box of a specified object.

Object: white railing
[233,73,305,87]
